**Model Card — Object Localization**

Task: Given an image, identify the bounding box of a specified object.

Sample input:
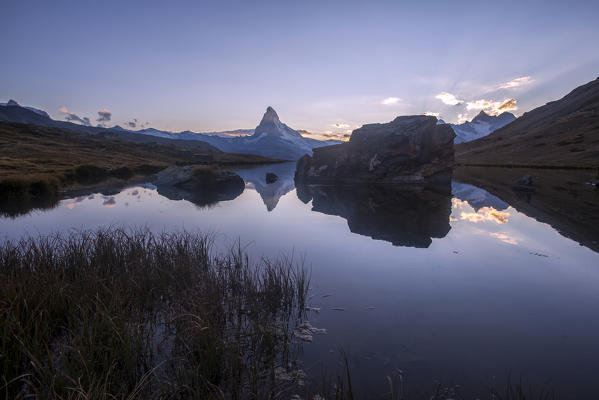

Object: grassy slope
[455,77,599,168]
[0,122,279,182]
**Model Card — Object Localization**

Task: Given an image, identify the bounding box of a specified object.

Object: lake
[2,162,598,398]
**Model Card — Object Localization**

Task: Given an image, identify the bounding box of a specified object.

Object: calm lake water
[2,162,599,398]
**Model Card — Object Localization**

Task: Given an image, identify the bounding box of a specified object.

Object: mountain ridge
[455,77,599,167]
[449,110,516,143]
[0,102,340,160]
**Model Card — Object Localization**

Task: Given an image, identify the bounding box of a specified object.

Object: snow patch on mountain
[449,111,516,143]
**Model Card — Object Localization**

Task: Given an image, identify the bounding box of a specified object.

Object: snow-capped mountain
[135,107,340,160]
[0,100,340,160]
[449,111,516,143]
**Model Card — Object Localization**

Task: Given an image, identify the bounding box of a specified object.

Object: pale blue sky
[1,0,598,137]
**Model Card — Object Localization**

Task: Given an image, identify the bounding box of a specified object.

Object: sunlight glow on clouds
[423,111,440,117]
[498,76,533,89]
[453,199,511,224]
[466,98,517,115]
[460,207,510,224]
[435,92,463,106]
[381,97,401,105]
[489,232,519,245]
[59,106,91,126]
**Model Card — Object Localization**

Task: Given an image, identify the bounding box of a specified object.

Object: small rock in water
[330,307,345,311]
[513,174,535,191]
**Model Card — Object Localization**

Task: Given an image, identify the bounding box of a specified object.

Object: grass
[0,122,282,197]
[190,165,221,184]
[0,228,310,399]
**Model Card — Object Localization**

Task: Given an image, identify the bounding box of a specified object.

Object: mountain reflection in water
[235,162,295,211]
[296,183,452,248]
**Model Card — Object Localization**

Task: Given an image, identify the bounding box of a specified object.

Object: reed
[0,228,309,399]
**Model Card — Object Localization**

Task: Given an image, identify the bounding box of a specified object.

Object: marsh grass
[0,228,309,399]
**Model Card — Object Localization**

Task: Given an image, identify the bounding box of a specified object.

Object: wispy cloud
[126,118,138,128]
[435,92,463,106]
[381,97,401,105]
[466,98,517,115]
[299,129,350,141]
[498,76,533,89]
[331,122,351,129]
[489,232,519,245]
[96,109,112,125]
[59,106,91,126]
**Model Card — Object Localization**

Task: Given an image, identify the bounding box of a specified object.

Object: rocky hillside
[455,77,599,167]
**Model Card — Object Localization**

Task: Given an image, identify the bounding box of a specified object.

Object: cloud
[497,98,517,111]
[59,106,91,126]
[102,197,116,208]
[489,232,519,245]
[466,98,517,115]
[126,118,138,128]
[381,97,401,105]
[456,113,470,124]
[423,111,440,117]
[331,123,351,129]
[96,109,112,124]
[498,76,532,89]
[435,92,463,106]
[460,207,510,224]
[299,129,350,141]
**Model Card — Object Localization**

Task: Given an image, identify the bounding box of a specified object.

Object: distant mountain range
[447,111,516,143]
[456,76,599,167]
[0,101,340,160]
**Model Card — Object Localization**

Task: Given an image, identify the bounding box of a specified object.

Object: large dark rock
[295,115,455,184]
[296,182,452,248]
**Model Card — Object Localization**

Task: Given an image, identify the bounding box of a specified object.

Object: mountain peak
[7,99,20,107]
[261,106,280,123]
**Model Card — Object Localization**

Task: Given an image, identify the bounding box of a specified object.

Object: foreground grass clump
[0,228,309,399]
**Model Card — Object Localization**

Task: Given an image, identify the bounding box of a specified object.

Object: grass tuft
[0,228,309,399]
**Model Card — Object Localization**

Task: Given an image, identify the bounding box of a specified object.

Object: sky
[1,0,598,140]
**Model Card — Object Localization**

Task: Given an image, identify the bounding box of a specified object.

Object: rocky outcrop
[295,115,455,184]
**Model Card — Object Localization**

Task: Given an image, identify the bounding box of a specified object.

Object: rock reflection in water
[296,183,452,248]
[155,181,244,208]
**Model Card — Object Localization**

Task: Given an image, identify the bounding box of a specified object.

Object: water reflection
[236,162,295,211]
[451,182,508,211]
[155,181,244,208]
[0,192,60,218]
[296,183,452,248]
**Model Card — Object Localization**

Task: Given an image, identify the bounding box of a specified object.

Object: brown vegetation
[0,122,280,197]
